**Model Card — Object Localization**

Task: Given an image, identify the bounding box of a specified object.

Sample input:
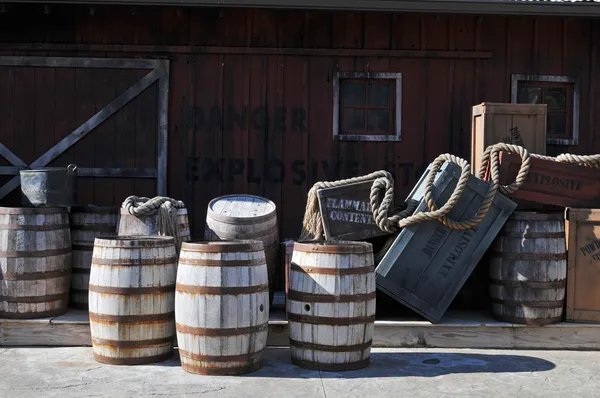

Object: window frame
[333,72,402,142]
[510,74,580,146]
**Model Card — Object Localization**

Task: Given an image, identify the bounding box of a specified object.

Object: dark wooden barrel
[89,236,177,365]
[204,195,279,305]
[287,241,376,371]
[489,212,567,325]
[175,240,269,375]
[69,205,119,310]
[0,207,72,318]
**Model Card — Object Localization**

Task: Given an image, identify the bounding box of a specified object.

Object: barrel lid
[94,235,175,248]
[294,240,373,254]
[181,240,264,253]
[0,206,68,215]
[510,212,564,221]
[208,195,276,222]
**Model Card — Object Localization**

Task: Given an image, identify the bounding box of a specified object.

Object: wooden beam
[0,143,27,168]
[0,56,163,69]
[157,63,169,196]
[0,167,157,178]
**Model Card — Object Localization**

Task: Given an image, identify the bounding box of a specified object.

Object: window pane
[517,86,542,104]
[367,83,391,107]
[342,82,366,106]
[544,87,568,111]
[547,113,567,137]
[367,109,390,133]
[342,108,366,131]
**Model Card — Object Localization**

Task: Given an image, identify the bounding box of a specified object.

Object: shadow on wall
[157,348,555,378]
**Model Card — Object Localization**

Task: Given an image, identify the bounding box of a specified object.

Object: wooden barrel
[117,208,191,244]
[204,195,279,304]
[489,212,567,325]
[0,207,72,319]
[175,240,269,375]
[288,241,376,371]
[69,205,119,310]
[89,236,177,365]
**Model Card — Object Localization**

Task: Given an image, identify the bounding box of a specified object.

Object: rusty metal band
[0,207,67,215]
[178,257,266,267]
[71,267,91,274]
[71,224,118,233]
[181,240,264,253]
[92,336,174,348]
[181,360,262,376]
[72,244,94,251]
[176,284,269,295]
[492,314,563,326]
[0,292,68,303]
[91,256,177,266]
[287,290,376,303]
[489,279,566,289]
[93,236,175,248]
[0,247,71,258]
[0,223,70,231]
[289,338,372,352]
[293,241,373,254]
[179,349,263,363]
[88,284,174,295]
[89,311,174,323]
[290,263,374,275]
[0,307,68,319]
[490,252,566,260]
[93,351,173,365]
[287,313,376,325]
[498,231,565,239]
[176,322,268,336]
[491,299,564,308]
[0,269,71,281]
[291,357,370,371]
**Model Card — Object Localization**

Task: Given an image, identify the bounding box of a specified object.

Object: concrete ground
[0,347,599,397]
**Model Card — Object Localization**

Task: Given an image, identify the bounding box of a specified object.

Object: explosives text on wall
[317,180,391,241]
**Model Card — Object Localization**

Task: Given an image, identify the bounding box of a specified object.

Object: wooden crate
[376,161,517,324]
[471,103,547,175]
[317,180,390,241]
[484,151,600,209]
[566,208,600,323]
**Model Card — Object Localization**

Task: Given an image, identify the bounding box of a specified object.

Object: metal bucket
[20,164,78,207]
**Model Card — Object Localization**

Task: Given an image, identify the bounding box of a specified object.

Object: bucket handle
[67,164,77,173]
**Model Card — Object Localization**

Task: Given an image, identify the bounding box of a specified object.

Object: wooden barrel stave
[489,212,567,325]
[0,207,72,319]
[175,240,269,375]
[89,236,177,365]
[287,241,376,371]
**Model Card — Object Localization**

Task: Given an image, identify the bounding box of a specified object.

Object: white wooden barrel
[175,240,269,375]
[489,212,567,325]
[69,205,119,310]
[204,195,279,304]
[0,207,72,319]
[117,208,191,244]
[287,241,376,371]
[89,236,177,365]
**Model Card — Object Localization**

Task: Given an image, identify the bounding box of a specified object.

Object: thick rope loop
[478,143,532,196]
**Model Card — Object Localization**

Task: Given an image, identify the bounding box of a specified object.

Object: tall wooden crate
[471,103,547,175]
[566,208,600,323]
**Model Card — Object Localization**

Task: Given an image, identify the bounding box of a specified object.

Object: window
[511,74,580,146]
[333,72,402,141]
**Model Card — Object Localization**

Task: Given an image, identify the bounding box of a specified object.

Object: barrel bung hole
[304,304,311,312]
[259,304,264,312]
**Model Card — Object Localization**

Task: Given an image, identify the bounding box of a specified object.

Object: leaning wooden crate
[566,208,600,323]
[376,161,517,324]
[471,103,547,175]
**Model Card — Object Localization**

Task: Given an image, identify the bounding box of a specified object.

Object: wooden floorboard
[1,309,600,349]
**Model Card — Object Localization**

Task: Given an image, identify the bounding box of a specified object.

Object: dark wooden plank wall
[0,4,598,239]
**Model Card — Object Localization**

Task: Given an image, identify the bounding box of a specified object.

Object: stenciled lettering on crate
[375,161,517,324]
[317,180,390,241]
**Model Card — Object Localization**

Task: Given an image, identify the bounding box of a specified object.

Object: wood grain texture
[0,207,72,319]
[88,236,177,365]
[489,212,567,325]
[69,205,119,310]
[175,240,269,375]
[117,208,191,247]
[204,195,279,304]
[287,241,376,371]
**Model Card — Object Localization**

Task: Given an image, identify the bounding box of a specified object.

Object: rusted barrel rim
[119,207,188,215]
[181,240,264,253]
[71,205,120,214]
[207,194,277,224]
[94,235,176,247]
[509,211,564,221]
[0,206,68,215]
[294,240,373,254]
